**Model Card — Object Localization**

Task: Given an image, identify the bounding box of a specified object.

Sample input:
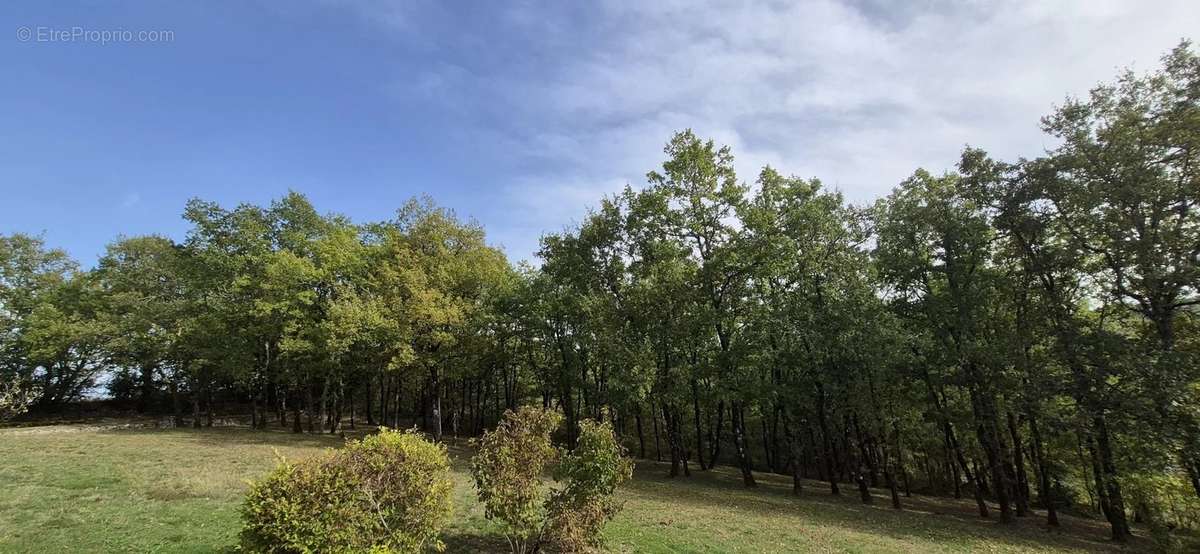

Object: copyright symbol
[16,26,31,41]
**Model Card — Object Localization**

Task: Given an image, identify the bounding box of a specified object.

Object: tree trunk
[169,376,183,428]
[205,384,214,427]
[970,385,1012,523]
[950,422,988,517]
[816,383,839,495]
[635,405,646,459]
[886,467,901,509]
[786,412,803,495]
[191,392,201,429]
[138,363,155,413]
[708,399,724,469]
[1007,411,1030,516]
[305,386,315,434]
[652,402,663,462]
[291,390,302,433]
[1094,415,1131,541]
[251,390,260,429]
[318,376,330,434]
[731,401,757,487]
[431,369,443,441]
[663,404,685,478]
[1028,410,1059,526]
[365,375,375,426]
[380,372,389,427]
[691,379,707,470]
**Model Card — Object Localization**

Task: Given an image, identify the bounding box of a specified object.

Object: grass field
[0,422,1169,553]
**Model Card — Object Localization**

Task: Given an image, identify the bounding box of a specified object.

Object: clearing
[0,423,1165,553]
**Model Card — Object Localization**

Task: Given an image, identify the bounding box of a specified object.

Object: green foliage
[471,407,634,553]
[1124,471,1200,539]
[0,375,40,421]
[470,406,563,553]
[4,38,1200,549]
[545,419,634,552]
[240,428,453,553]
[0,233,95,406]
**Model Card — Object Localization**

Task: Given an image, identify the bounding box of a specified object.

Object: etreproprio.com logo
[16,26,174,44]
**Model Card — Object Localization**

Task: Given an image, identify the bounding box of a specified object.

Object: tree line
[2,41,1198,542]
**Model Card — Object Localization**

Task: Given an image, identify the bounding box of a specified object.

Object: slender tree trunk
[305,386,315,434]
[731,401,757,487]
[1094,415,1131,541]
[635,405,646,459]
[138,363,155,413]
[948,442,962,499]
[318,376,330,434]
[276,388,285,427]
[708,399,724,469]
[1027,410,1058,526]
[365,375,374,426]
[816,383,839,495]
[1007,411,1030,516]
[949,422,988,517]
[853,414,879,488]
[886,467,901,509]
[169,377,183,427]
[845,415,872,504]
[397,374,406,428]
[761,419,774,472]
[250,390,260,429]
[894,422,911,498]
[431,368,443,441]
[652,402,663,462]
[664,404,682,478]
[205,383,214,427]
[380,372,389,427]
[771,405,782,474]
[786,412,803,495]
[691,379,707,470]
[969,383,1013,523]
[291,390,302,433]
[191,392,201,429]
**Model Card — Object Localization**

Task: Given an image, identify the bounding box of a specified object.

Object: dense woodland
[3,43,1199,541]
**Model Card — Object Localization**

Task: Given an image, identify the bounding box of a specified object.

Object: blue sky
[2,1,1197,266]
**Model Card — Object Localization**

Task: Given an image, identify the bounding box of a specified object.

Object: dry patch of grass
[0,424,1173,553]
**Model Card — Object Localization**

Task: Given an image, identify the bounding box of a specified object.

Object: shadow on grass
[624,458,1152,553]
[74,427,1171,553]
[99,425,351,450]
[442,530,508,552]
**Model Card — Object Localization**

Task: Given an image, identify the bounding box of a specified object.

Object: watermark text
[16,26,174,44]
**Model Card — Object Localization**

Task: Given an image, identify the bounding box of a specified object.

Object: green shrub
[0,376,39,422]
[470,407,633,553]
[470,406,563,553]
[240,428,453,553]
[545,419,633,552]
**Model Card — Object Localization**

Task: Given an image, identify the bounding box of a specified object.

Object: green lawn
[0,423,1162,553]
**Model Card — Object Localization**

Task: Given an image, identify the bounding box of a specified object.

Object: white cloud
[354,0,1200,260]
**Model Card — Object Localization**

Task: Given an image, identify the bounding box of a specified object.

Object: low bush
[0,376,40,422]
[240,428,453,553]
[471,407,633,553]
[545,419,633,552]
[470,406,563,553]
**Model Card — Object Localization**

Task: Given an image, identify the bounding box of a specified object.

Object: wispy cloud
[350,0,1199,260]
